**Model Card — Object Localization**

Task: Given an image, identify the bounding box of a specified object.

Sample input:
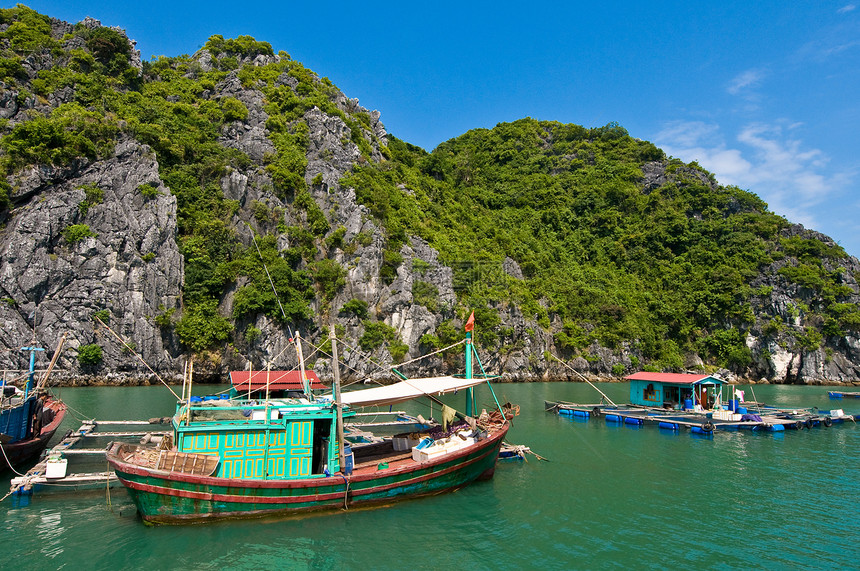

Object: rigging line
[47,394,91,423]
[94,317,180,400]
[0,441,25,477]
[321,338,393,379]
[388,338,466,369]
[548,353,618,407]
[2,372,30,384]
[246,223,294,341]
[300,337,376,387]
[310,336,454,411]
[327,334,461,379]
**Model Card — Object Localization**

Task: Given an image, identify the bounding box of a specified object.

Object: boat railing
[176,398,340,427]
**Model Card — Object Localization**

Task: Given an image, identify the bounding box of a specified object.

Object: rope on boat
[340,473,350,510]
[0,441,25,477]
[391,338,467,369]
[105,460,112,509]
[502,441,550,462]
[548,354,618,407]
[247,223,295,343]
[94,317,179,400]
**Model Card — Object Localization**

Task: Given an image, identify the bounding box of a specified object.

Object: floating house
[624,372,728,410]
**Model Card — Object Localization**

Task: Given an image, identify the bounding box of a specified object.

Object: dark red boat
[0,393,67,470]
[1,340,68,471]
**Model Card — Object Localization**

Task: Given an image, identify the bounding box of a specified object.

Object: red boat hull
[107,423,509,524]
[0,397,66,471]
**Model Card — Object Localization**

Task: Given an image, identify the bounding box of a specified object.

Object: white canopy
[339,376,488,408]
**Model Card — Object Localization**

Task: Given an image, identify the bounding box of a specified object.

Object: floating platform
[8,418,170,496]
[545,400,858,435]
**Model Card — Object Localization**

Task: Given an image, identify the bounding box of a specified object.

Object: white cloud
[654,120,851,231]
[727,69,765,96]
[838,4,856,14]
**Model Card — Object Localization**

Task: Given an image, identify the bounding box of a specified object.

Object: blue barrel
[729,399,739,412]
[658,422,678,431]
[343,444,354,475]
[573,410,589,418]
[737,407,747,415]
[605,414,623,423]
[684,399,693,410]
[558,408,574,416]
[624,417,643,426]
[768,424,785,432]
[691,426,712,435]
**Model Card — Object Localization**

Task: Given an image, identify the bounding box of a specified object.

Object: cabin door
[312,420,331,475]
[695,386,711,409]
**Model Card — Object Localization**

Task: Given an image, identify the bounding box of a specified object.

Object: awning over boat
[624,372,726,386]
[339,376,488,408]
[230,370,326,392]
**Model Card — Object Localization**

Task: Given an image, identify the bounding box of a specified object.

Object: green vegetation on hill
[0,5,857,372]
[0,7,385,354]
[344,120,859,369]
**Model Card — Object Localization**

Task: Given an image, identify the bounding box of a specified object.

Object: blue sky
[14,1,860,256]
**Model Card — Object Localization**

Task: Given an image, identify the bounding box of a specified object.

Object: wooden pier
[8,419,169,496]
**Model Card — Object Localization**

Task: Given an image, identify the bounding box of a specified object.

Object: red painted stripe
[114,431,505,507]
[348,447,496,500]
[113,424,507,488]
[117,443,499,506]
[119,476,346,505]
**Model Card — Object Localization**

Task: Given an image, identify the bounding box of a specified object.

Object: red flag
[464,311,475,332]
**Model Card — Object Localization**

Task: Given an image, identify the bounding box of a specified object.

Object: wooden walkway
[546,400,857,434]
[8,419,169,496]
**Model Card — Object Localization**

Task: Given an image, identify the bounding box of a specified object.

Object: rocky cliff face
[0,13,858,386]
[0,138,184,382]
[746,226,860,383]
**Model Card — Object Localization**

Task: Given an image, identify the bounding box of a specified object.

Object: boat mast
[36,333,65,392]
[330,323,345,471]
[19,345,44,399]
[295,332,313,401]
[465,312,475,417]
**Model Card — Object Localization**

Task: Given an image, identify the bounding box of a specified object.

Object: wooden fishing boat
[1,394,66,470]
[1,341,67,471]
[106,321,512,524]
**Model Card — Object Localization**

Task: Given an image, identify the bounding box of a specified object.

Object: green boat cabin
[173,371,352,480]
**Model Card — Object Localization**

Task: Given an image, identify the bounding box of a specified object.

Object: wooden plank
[82,431,168,437]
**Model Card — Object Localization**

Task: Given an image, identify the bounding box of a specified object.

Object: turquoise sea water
[2,382,858,570]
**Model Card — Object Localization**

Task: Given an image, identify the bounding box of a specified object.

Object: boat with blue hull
[1,340,67,471]
[829,390,860,399]
[106,321,512,524]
